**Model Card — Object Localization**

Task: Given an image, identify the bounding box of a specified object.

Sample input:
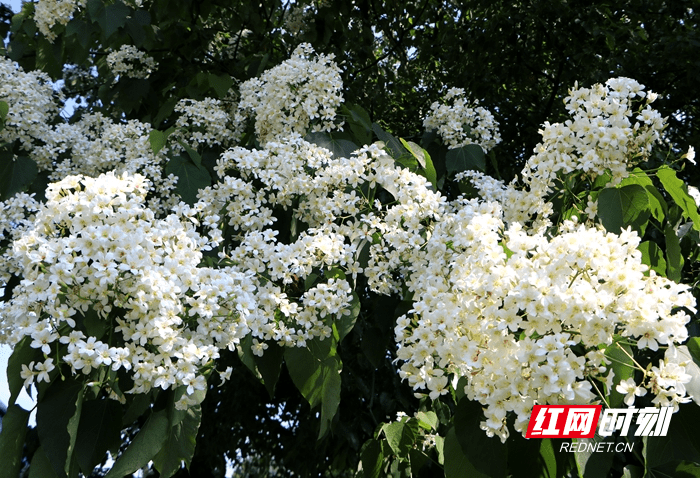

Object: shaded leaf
[657,166,700,231]
[105,409,170,478]
[639,241,666,277]
[446,144,486,174]
[29,446,59,478]
[453,398,507,478]
[382,420,419,458]
[305,131,358,159]
[572,434,614,478]
[0,153,38,201]
[597,184,650,235]
[165,155,211,205]
[75,400,123,475]
[0,404,30,478]
[153,405,203,478]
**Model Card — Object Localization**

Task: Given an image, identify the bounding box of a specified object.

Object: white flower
[616,378,647,406]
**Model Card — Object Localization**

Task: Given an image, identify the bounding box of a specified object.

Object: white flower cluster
[34,0,87,41]
[29,113,179,214]
[462,78,666,231]
[172,98,245,150]
[238,43,343,144]
[394,208,695,441]
[1,172,257,408]
[423,87,501,152]
[0,58,59,150]
[106,45,157,81]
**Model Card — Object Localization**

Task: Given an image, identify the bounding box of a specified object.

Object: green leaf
[664,224,684,282]
[36,378,84,477]
[36,35,63,78]
[0,404,30,478]
[105,409,170,478]
[445,144,486,174]
[305,132,358,159]
[207,73,233,98]
[80,306,106,340]
[657,166,700,232]
[597,184,650,235]
[65,19,92,49]
[572,434,614,478]
[444,426,485,478]
[0,100,8,120]
[358,439,383,478]
[284,338,342,439]
[604,338,634,407]
[372,123,407,158]
[336,292,360,343]
[75,400,123,475]
[7,335,41,404]
[92,0,130,38]
[620,168,666,223]
[643,403,700,473]
[638,241,667,277]
[238,336,284,398]
[152,405,203,478]
[165,155,211,205]
[0,153,38,200]
[400,138,438,189]
[29,446,59,478]
[415,411,438,431]
[382,420,419,458]
[452,398,507,478]
[149,129,172,155]
[342,104,372,145]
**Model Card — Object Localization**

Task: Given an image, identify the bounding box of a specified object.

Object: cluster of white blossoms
[172,97,245,150]
[0,58,59,150]
[462,78,666,231]
[423,87,501,152]
[1,172,259,408]
[106,45,157,81]
[34,0,87,41]
[238,43,343,144]
[394,204,695,441]
[28,113,179,215]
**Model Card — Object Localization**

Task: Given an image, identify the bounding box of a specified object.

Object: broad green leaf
[358,439,383,478]
[6,335,41,404]
[572,434,614,478]
[597,184,650,235]
[453,398,507,478]
[445,144,486,174]
[604,338,634,408]
[372,123,407,158]
[638,241,667,277]
[284,338,342,438]
[93,0,130,38]
[75,399,123,475]
[65,19,92,49]
[80,306,106,340]
[165,155,211,205]
[29,446,59,478]
[238,336,285,397]
[0,404,30,478]
[152,405,203,478]
[36,35,63,78]
[0,100,8,120]
[105,409,170,478]
[657,166,700,231]
[0,153,38,201]
[444,426,488,478]
[36,378,84,477]
[342,104,372,145]
[643,403,700,473]
[664,224,683,282]
[336,292,360,343]
[382,420,419,458]
[400,138,438,189]
[415,411,438,431]
[620,168,666,223]
[149,129,169,155]
[305,132,358,159]
[207,73,233,98]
